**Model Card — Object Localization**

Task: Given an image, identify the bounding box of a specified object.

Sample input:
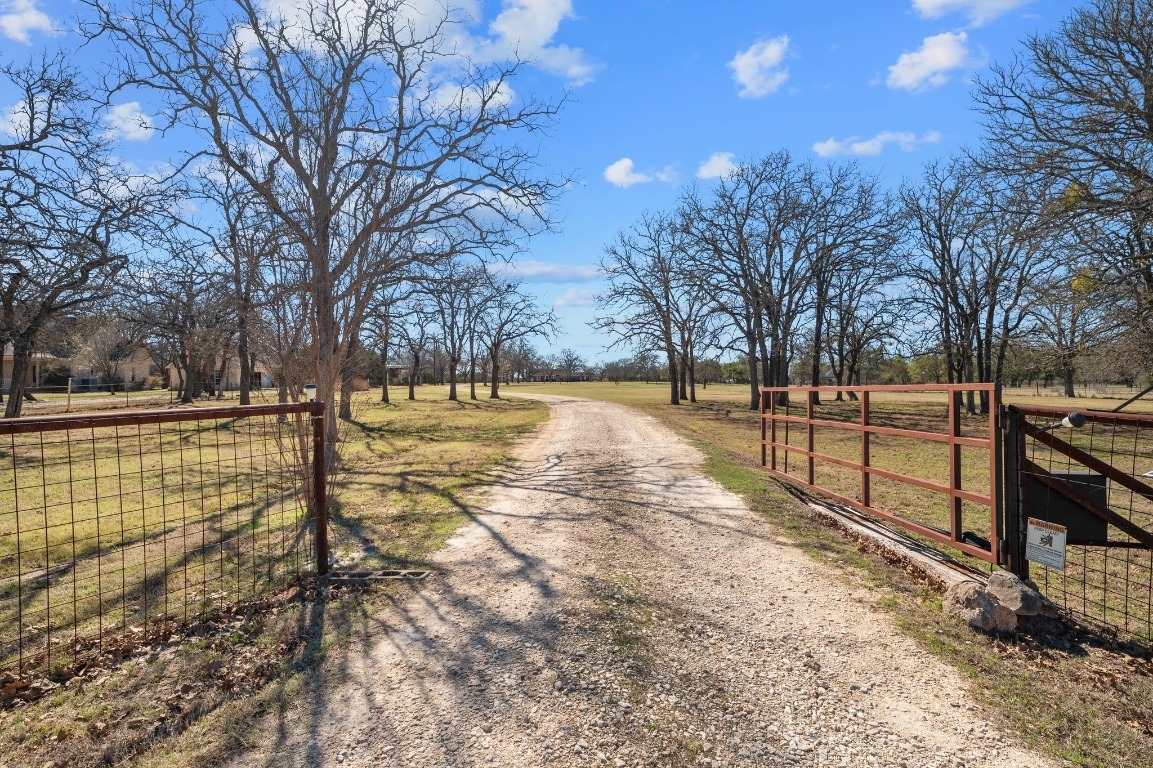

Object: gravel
[227,394,1054,768]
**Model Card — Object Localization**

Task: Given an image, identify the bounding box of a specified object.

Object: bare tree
[551,349,586,382]
[125,244,235,403]
[0,55,160,416]
[71,313,138,392]
[395,295,436,401]
[901,158,981,400]
[595,212,686,405]
[189,163,286,405]
[801,163,900,403]
[479,280,554,398]
[1032,267,1126,397]
[87,0,564,444]
[681,153,815,409]
[974,0,1153,352]
[422,259,492,401]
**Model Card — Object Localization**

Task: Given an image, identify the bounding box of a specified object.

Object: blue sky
[1,0,1082,362]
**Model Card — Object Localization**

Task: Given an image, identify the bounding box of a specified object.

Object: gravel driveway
[228,394,1054,768]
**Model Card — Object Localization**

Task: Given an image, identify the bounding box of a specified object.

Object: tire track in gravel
[227,394,1055,768]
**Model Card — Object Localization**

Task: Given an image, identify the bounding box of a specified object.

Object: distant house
[162,351,276,392]
[1,344,69,391]
[525,367,593,382]
[70,346,160,390]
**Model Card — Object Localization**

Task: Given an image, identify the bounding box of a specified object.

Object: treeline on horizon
[3,0,1152,438]
[595,0,1153,412]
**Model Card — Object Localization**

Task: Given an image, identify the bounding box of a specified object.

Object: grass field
[0,389,547,768]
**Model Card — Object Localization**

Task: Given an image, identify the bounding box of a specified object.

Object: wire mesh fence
[0,403,326,677]
[1013,406,1153,644]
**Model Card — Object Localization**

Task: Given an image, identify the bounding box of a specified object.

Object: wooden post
[66,378,72,413]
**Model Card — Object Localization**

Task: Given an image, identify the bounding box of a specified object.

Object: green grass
[504,380,1153,768]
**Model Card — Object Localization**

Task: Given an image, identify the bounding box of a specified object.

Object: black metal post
[312,409,329,575]
[1002,405,1028,577]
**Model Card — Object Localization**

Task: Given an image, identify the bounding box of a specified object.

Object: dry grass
[0,387,547,768]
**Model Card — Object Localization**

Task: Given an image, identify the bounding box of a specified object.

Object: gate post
[1001,405,1028,577]
[312,408,330,576]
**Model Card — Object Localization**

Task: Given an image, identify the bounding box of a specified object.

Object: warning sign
[1027,518,1067,571]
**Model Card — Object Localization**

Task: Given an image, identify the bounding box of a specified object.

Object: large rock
[986,571,1043,616]
[943,581,1017,632]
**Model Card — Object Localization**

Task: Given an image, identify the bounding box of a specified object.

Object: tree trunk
[688,357,697,403]
[215,355,228,400]
[678,353,688,401]
[1062,361,1076,397]
[468,333,477,400]
[237,305,252,405]
[339,336,360,420]
[667,349,680,405]
[3,338,33,418]
[745,334,760,411]
[408,351,420,401]
[810,292,826,405]
[180,351,201,404]
[339,371,354,420]
[964,355,977,415]
[448,355,459,401]
[756,317,772,389]
[489,349,502,399]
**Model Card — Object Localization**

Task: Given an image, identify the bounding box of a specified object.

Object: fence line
[0,402,326,677]
[760,384,1002,564]
[1010,405,1153,643]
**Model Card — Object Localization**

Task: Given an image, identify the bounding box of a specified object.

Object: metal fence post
[1002,405,1027,577]
[312,408,329,575]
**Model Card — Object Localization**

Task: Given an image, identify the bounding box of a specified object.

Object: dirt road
[228,395,1053,768]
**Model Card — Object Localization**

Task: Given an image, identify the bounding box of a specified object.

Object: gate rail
[0,402,327,677]
[760,384,1002,564]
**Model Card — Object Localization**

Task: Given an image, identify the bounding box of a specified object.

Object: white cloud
[886,31,970,91]
[554,288,597,308]
[912,0,1032,26]
[0,101,24,138]
[604,158,652,188]
[429,80,516,114]
[472,0,596,86]
[500,259,599,283]
[0,0,55,43]
[234,0,594,86]
[812,130,942,157]
[697,152,737,179]
[103,102,154,142]
[728,36,790,98]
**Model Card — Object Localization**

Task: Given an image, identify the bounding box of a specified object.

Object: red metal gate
[760,384,1002,564]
